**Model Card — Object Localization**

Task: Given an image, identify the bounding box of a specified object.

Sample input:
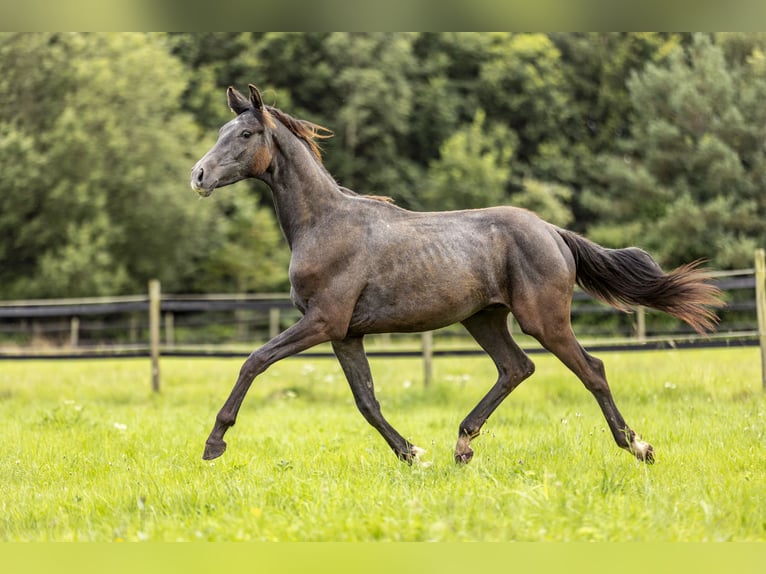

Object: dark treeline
[2,32,765,299]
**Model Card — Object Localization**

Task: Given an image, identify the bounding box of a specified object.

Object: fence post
[269,307,281,339]
[69,316,79,347]
[164,311,175,348]
[636,306,646,343]
[755,249,766,392]
[422,330,433,387]
[149,279,161,393]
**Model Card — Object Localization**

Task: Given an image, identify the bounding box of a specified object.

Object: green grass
[0,348,764,541]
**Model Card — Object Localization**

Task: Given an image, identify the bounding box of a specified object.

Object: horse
[190,84,723,466]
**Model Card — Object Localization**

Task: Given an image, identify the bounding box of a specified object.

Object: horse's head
[191,84,275,196]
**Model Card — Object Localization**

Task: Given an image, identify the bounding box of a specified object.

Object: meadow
[0,347,764,542]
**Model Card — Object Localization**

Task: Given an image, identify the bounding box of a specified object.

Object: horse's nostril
[190,165,208,191]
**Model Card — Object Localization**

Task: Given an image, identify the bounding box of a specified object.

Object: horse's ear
[227,86,250,115]
[248,84,264,111]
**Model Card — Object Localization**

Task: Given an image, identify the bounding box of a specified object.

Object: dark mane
[338,186,396,204]
[265,107,393,203]
[265,106,333,163]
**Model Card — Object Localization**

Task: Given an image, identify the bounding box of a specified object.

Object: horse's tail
[556,229,724,334]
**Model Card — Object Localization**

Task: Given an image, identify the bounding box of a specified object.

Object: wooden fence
[1,250,765,392]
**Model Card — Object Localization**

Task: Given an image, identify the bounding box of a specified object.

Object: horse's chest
[288,255,348,312]
[288,264,315,310]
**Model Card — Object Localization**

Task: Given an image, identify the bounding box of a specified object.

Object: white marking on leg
[630,437,652,461]
[411,445,432,467]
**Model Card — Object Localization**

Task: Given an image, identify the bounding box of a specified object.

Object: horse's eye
[241,130,253,139]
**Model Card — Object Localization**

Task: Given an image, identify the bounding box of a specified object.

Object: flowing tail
[556,229,724,334]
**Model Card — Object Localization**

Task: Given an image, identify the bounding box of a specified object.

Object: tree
[194,193,289,293]
[477,33,572,183]
[8,33,765,299]
[420,109,513,211]
[550,33,681,229]
[583,33,766,268]
[0,33,218,297]
[168,33,259,132]
[322,33,418,198]
[511,179,573,227]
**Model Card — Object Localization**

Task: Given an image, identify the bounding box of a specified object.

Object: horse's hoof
[409,445,432,467]
[411,445,426,459]
[454,448,474,465]
[398,445,426,465]
[202,439,227,460]
[630,439,654,464]
[640,445,655,464]
[454,435,474,464]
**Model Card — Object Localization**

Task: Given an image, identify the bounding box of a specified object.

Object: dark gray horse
[191,84,723,465]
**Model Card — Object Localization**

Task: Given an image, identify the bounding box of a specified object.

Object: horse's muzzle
[190,165,215,196]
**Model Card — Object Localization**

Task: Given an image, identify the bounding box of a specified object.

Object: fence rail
[2,254,765,391]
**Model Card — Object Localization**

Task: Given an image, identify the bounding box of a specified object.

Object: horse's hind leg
[455,307,535,464]
[332,335,423,463]
[514,291,654,463]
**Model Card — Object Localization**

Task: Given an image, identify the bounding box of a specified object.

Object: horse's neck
[262,129,342,248]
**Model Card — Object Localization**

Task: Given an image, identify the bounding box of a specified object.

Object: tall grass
[0,348,763,541]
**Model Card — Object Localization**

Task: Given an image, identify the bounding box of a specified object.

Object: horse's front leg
[203,314,331,460]
[332,336,424,463]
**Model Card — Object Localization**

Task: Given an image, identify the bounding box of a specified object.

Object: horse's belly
[347,271,500,334]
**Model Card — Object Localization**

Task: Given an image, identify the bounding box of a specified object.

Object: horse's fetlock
[216,412,236,428]
[459,425,481,441]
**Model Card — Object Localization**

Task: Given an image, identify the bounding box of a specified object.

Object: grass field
[0,347,764,541]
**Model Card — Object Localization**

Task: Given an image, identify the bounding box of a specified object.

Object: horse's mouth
[194,186,215,198]
[190,178,216,197]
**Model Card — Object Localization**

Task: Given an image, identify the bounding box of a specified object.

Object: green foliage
[323,33,418,197]
[586,33,766,267]
[420,109,513,211]
[0,350,763,541]
[3,33,766,300]
[511,178,573,227]
[0,33,215,297]
[479,33,571,163]
[195,192,289,292]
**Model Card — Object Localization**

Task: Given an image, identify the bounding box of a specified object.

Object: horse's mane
[264,106,394,204]
[264,105,333,163]
[338,186,396,204]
